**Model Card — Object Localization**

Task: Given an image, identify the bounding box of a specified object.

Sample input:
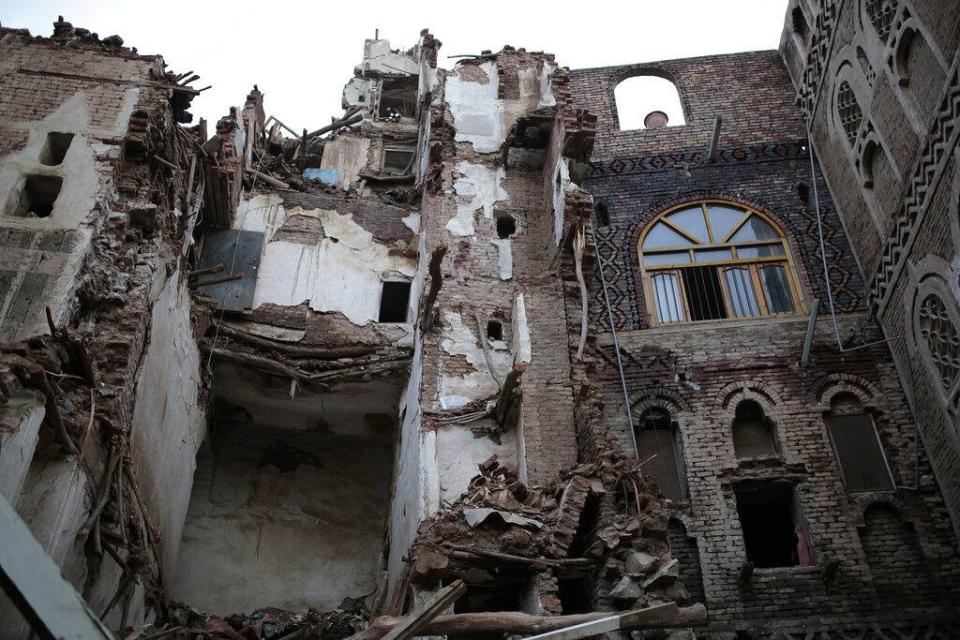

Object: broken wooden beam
[214,322,377,360]
[306,112,363,139]
[449,546,593,568]
[244,167,289,190]
[348,603,706,640]
[378,579,466,640]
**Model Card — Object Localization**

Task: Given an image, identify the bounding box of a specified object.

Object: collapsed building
[0,2,959,639]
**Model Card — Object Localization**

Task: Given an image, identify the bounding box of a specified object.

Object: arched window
[864,0,898,43]
[917,293,960,395]
[836,80,863,146]
[639,201,804,325]
[824,393,894,492]
[615,75,685,131]
[732,400,778,459]
[634,408,686,502]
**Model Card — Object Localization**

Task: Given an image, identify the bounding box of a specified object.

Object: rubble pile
[407,453,695,612]
[134,602,369,640]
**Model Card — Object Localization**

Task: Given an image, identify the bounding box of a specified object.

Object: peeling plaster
[438,310,511,409]
[235,194,287,240]
[512,294,532,367]
[238,198,416,325]
[447,161,507,237]
[553,158,570,245]
[538,62,558,109]
[253,206,416,325]
[491,239,513,280]
[402,212,421,234]
[446,61,502,153]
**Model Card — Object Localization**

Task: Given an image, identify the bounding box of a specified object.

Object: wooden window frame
[639,201,806,326]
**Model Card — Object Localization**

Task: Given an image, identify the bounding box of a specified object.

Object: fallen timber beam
[244,167,289,190]
[379,579,465,640]
[307,113,364,140]
[348,603,707,640]
[214,322,377,359]
[449,547,593,568]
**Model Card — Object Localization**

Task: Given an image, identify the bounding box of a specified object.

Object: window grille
[836,80,862,146]
[639,202,804,325]
[865,0,898,43]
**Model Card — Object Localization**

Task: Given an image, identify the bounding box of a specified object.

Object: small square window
[378,281,411,323]
[9,175,63,218]
[39,132,74,166]
[486,320,503,341]
[496,214,516,239]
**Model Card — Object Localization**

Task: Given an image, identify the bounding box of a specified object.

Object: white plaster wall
[387,232,439,595]
[244,199,416,326]
[447,162,508,237]
[0,396,44,503]
[130,271,206,574]
[436,425,517,503]
[0,88,135,340]
[445,60,550,155]
[445,62,503,153]
[438,310,511,409]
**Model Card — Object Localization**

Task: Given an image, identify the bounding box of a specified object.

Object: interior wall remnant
[129,272,206,572]
[169,420,393,613]
[234,196,417,325]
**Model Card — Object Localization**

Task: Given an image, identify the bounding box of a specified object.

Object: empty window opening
[791,6,810,42]
[9,175,62,218]
[496,214,517,239]
[615,75,685,131]
[732,400,778,459]
[634,408,686,501]
[558,578,593,614]
[379,281,411,322]
[825,393,894,492]
[735,482,811,568]
[377,76,418,120]
[595,201,610,227]
[486,320,503,341]
[382,148,415,175]
[39,132,74,166]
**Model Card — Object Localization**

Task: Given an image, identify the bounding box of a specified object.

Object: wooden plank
[523,602,680,640]
[379,579,466,640]
[0,492,116,640]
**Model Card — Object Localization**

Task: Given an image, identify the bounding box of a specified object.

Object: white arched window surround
[614,72,686,131]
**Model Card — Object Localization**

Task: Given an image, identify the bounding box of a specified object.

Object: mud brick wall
[568,46,960,637]
[779,0,960,550]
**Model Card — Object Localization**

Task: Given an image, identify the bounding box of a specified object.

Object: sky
[0,0,790,133]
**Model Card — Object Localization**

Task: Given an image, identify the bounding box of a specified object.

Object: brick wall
[779,0,960,553]
[570,44,960,636]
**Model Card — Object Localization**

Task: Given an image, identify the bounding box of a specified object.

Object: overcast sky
[1,0,789,133]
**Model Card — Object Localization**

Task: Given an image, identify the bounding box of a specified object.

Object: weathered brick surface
[569,43,960,636]
[779,0,960,562]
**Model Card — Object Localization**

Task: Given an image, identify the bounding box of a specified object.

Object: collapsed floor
[2,10,960,640]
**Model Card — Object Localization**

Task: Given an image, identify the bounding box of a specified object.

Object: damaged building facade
[0,2,959,639]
